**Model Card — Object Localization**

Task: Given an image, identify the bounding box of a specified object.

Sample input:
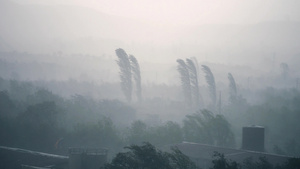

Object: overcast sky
[13,0,300,25]
[0,0,299,84]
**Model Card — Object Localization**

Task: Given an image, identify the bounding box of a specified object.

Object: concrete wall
[68,148,107,169]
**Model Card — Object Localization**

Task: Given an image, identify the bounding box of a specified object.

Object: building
[170,142,290,169]
[0,146,107,169]
[167,126,290,168]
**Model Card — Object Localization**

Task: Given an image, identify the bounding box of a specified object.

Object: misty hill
[0,0,299,92]
[1,0,300,65]
[0,0,178,55]
[0,0,123,53]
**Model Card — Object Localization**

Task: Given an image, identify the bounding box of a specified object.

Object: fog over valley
[1,0,300,168]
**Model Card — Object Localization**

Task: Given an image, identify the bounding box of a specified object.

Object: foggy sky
[1,0,300,84]
[12,0,300,25]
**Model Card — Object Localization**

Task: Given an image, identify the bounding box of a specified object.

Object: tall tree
[228,73,237,104]
[190,57,200,82]
[186,58,200,108]
[218,91,222,114]
[280,62,289,79]
[177,59,192,106]
[129,55,142,102]
[191,57,204,107]
[202,65,216,109]
[115,48,132,102]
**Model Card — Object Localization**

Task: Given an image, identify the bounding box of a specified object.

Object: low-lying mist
[1,0,300,161]
[0,63,300,158]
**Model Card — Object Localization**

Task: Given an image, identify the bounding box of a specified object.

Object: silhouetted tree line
[176,59,238,114]
[102,143,300,169]
[210,151,300,169]
[102,142,199,169]
[0,78,235,156]
[0,77,300,158]
[222,87,300,156]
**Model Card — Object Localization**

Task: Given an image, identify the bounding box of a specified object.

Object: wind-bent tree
[183,109,235,147]
[280,62,289,79]
[218,91,222,114]
[190,57,200,82]
[177,59,192,106]
[186,58,200,108]
[129,55,142,102]
[228,73,237,104]
[103,142,198,169]
[115,48,132,102]
[191,57,204,106]
[202,65,216,109]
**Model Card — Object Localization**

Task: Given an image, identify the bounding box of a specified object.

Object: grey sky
[13,0,300,25]
[0,0,299,85]
[2,0,299,72]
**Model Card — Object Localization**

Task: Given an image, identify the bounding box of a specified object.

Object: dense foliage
[0,77,300,159]
[210,152,300,169]
[102,142,198,169]
[103,144,300,169]
[183,110,235,147]
[223,87,300,156]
